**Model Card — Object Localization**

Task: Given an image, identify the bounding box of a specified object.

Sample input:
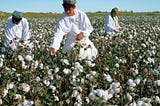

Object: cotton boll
[96,89,104,98]
[54,96,59,101]
[127,93,132,101]
[127,79,136,87]
[21,83,30,93]
[49,85,56,93]
[60,59,70,65]
[154,80,160,86]
[43,79,50,86]
[15,94,22,100]
[18,55,24,61]
[134,78,141,85]
[23,100,34,106]
[88,92,96,101]
[85,97,90,104]
[103,74,113,82]
[63,68,71,74]
[0,98,2,105]
[54,67,59,73]
[0,58,3,67]
[7,82,14,89]
[72,90,79,97]
[3,89,8,97]
[24,55,33,62]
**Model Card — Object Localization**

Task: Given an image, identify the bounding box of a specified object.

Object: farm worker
[4,10,30,50]
[104,8,122,33]
[50,0,98,60]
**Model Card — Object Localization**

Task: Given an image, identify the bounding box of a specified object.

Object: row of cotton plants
[0,15,159,105]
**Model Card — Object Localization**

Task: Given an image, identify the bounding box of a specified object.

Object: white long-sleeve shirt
[5,16,30,48]
[50,9,93,53]
[104,12,121,32]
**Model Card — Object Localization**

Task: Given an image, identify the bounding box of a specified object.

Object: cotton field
[0,15,160,106]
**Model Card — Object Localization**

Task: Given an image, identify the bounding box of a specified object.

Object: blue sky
[0,0,159,13]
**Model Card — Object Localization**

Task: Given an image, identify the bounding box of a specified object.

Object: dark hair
[12,17,22,23]
[62,3,75,10]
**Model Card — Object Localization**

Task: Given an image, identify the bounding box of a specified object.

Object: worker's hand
[50,48,55,56]
[76,32,84,41]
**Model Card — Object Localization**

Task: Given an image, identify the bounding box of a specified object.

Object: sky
[0,0,160,13]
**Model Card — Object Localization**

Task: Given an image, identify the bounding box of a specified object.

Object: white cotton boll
[23,100,34,106]
[35,76,41,82]
[15,94,22,100]
[74,102,81,106]
[85,97,90,104]
[74,86,83,93]
[102,90,109,102]
[96,89,104,98]
[147,57,155,64]
[24,55,33,62]
[155,96,160,104]
[7,82,14,89]
[134,78,141,85]
[18,55,24,61]
[48,69,53,75]
[73,62,84,72]
[89,92,96,101]
[66,99,70,104]
[72,90,79,97]
[86,74,93,80]
[108,93,113,99]
[60,59,70,65]
[63,68,71,74]
[0,58,3,67]
[22,83,30,92]
[127,79,136,87]
[39,63,43,69]
[76,95,82,103]
[115,63,119,68]
[137,100,144,105]
[43,79,50,86]
[85,60,95,67]
[128,102,137,106]
[78,45,97,61]
[141,43,146,48]
[0,98,2,105]
[54,96,59,101]
[104,74,113,82]
[49,85,56,93]
[3,89,8,97]
[72,70,80,76]
[154,80,160,86]
[110,82,121,93]
[127,93,132,101]
[21,61,27,69]
[54,67,59,73]
[90,71,96,76]
[33,60,39,69]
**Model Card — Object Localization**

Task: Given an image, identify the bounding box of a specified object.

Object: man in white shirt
[5,10,30,50]
[50,0,98,60]
[104,8,122,33]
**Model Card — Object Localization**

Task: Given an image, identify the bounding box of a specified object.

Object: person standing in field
[104,8,122,33]
[5,10,30,50]
[50,0,98,60]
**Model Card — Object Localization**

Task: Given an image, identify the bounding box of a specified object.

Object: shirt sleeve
[4,18,14,47]
[104,14,115,32]
[22,18,30,44]
[80,13,93,38]
[50,16,71,52]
